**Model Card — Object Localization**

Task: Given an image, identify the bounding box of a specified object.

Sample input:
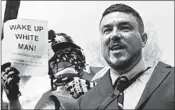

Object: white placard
[2,19,48,76]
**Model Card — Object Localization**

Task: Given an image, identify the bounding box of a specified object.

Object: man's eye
[103,28,112,34]
[120,26,132,32]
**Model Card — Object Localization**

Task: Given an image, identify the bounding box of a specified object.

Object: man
[77,3,174,109]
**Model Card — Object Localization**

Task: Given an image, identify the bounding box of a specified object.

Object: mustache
[109,43,125,50]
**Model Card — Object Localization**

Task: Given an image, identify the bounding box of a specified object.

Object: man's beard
[106,50,142,73]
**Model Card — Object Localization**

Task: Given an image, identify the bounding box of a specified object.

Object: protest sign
[2,19,48,76]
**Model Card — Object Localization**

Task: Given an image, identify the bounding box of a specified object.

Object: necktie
[117,92,124,109]
[114,76,129,110]
[96,67,150,110]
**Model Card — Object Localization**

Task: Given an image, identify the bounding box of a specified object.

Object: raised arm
[1,62,22,109]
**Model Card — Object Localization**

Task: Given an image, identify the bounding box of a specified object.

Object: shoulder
[35,90,53,109]
[154,61,174,81]
[77,72,111,109]
[154,61,174,72]
[77,84,101,109]
[154,61,174,99]
[156,61,173,68]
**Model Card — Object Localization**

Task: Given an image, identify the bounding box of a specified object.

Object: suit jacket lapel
[97,70,114,98]
[135,62,171,109]
[95,70,120,109]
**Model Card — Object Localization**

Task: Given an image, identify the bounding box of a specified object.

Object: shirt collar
[110,57,148,85]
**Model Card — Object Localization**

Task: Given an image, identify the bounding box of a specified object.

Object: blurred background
[1,1,174,109]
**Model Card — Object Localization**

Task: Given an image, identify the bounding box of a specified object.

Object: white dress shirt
[110,58,154,109]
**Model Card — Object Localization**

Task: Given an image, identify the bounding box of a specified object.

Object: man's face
[100,12,145,70]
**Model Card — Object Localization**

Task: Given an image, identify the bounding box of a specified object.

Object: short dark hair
[100,3,144,33]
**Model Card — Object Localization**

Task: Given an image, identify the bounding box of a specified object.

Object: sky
[2,1,174,66]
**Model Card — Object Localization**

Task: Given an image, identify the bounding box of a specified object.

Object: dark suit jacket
[77,61,174,109]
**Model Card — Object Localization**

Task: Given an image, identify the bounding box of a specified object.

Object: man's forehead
[100,12,138,28]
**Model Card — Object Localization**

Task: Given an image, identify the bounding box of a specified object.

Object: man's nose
[110,30,122,41]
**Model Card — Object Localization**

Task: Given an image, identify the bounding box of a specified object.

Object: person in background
[35,30,100,109]
[77,3,174,109]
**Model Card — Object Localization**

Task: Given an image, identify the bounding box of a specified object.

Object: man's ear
[141,33,147,47]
